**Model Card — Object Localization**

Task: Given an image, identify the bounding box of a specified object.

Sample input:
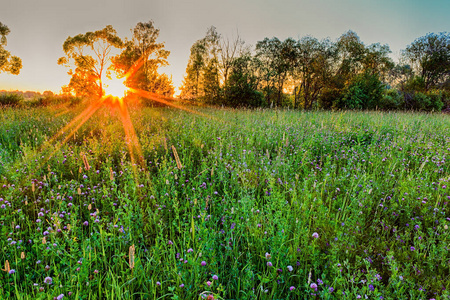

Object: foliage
[403,32,450,91]
[58,25,124,99]
[222,55,264,107]
[410,91,444,111]
[0,22,22,74]
[336,72,384,110]
[0,92,23,106]
[113,21,174,98]
[180,27,221,101]
[379,89,403,110]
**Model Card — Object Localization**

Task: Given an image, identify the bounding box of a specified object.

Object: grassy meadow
[0,103,449,299]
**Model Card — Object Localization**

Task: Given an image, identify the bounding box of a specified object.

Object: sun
[103,75,128,98]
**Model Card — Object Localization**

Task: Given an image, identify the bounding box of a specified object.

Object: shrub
[0,93,23,106]
[336,72,384,110]
[411,92,444,111]
[379,89,403,110]
[318,88,342,110]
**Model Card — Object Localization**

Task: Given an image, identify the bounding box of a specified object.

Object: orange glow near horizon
[23,51,220,189]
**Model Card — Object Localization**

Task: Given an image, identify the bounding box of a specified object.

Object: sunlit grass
[0,105,449,299]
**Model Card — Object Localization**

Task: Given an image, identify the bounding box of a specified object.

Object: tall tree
[0,22,22,75]
[292,36,336,109]
[255,37,295,106]
[180,26,221,102]
[113,21,174,96]
[403,32,450,91]
[58,25,124,98]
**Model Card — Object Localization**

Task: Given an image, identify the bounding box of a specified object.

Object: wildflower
[410,246,415,251]
[212,275,218,280]
[44,276,52,284]
[287,265,293,272]
[290,286,295,291]
[267,262,273,267]
[310,283,317,291]
[9,269,15,274]
[168,240,173,245]
[179,283,184,288]
[207,281,212,286]
[187,248,193,253]
[317,279,323,285]
[312,232,319,239]
[329,287,334,293]
[156,281,161,286]
[201,261,207,266]
[265,252,271,260]
[94,269,99,274]
[83,221,88,226]
[369,284,374,291]
[56,294,64,300]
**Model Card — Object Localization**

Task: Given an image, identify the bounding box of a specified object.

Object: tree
[223,53,263,107]
[219,32,245,91]
[58,25,124,99]
[403,32,450,91]
[113,21,174,97]
[292,36,336,109]
[180,26,221,102]
[255,37,296,106]
[0,22,22,74]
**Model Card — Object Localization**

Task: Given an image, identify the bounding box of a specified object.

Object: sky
[1,0,449,94]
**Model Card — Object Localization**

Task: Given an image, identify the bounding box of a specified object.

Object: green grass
[0,104,449,299]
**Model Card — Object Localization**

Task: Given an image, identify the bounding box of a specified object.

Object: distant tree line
[180,27,450,111]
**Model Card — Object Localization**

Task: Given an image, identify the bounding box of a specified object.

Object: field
[0,103,449,299]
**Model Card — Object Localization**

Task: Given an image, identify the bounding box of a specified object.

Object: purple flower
[329,287,334,293]
[187,248,193,253]
[179,283,184,288]
[265,252,271,260]
[410,246,415,251]
[44,276,52,284]
[312,232,319,239]
[287,265,293,272]
[56,294,64,300]
[9,269,15,274]
[83,221,88,226]
[290,286,295,291]
[310,283,317,291]
[212,275,218,280]
[207,281,212,286]
[94,269,99,274]
[168,240,173,245]
[201,261,207,266]
[369,284,374,291]
[156,281,161,286]
[267,262,273,267]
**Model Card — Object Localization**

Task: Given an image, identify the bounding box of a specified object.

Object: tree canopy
[58,25,124,99]
[0,22,22,75]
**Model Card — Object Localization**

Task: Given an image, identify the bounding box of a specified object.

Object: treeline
[0,90,82,107]
[180,27,450,111]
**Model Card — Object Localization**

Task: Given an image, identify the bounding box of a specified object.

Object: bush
[318,88,342,110]
[379,89,403,110]
[336,72,384,110]
[0,93,23,106]
[411,92,444,111]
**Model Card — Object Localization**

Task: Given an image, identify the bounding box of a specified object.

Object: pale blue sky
[1,0,449,93]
